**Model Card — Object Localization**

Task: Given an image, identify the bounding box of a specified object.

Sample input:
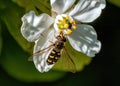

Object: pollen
[70,19,74,24]
[66,29,72,35]
[72,25,77,30]
[59,25,64,29]
[73,21,76,25]
[64,24,69,28]
[58,21,62,25]
[65,16,69,20]
[58,29,63,33]
[56,15,78,34]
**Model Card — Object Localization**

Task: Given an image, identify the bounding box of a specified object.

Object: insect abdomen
[47,49,61,65]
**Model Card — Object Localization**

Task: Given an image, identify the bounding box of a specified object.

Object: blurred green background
[0,0,120,86]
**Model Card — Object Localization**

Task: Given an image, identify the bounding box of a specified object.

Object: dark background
[0,1,120,86]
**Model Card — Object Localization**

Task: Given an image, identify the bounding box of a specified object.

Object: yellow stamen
[73,21,76,25]
[59,25,64,29]
[65,16,69,20]
[72,25,77,30]
[58,21,62,25]
[58,29,63,33]
[63,19,67,24]
[64,24,69,28]
[66,29,72,35]
[57,15,77,35]
[70,19,74,24]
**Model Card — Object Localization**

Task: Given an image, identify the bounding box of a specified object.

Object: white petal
[69,0,106,22]
[21,11,54,42]
[51,0,75,14]
[67,24,101,57]
[33,29,57,72]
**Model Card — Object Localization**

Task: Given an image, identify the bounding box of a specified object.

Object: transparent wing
[30,29,58,73]
[29,45,55,73]
[28,45,54,61]
[57,47,76,73]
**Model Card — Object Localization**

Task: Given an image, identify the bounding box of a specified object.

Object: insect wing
[58,48,76,73]
[28,45,54,61]
[31,45,55,72]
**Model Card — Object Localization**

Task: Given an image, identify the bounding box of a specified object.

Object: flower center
[55,14,77,35]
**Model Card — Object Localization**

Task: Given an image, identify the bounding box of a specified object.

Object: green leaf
[1,29,65,82]
[0,0,34,53]
[13,0,50,14]
[12,0,37,13]
[53,41,92,72]
[31,0,50,14]
[0,21,2,55]
[0,0,7,10]
[108,0,120,7]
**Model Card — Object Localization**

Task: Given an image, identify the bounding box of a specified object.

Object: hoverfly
[29,32,76,73]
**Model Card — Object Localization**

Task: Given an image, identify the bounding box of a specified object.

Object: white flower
[21,0,106,72]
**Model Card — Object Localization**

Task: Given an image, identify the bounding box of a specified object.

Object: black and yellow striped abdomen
[46,35,66,65]
[47,49,61,65]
